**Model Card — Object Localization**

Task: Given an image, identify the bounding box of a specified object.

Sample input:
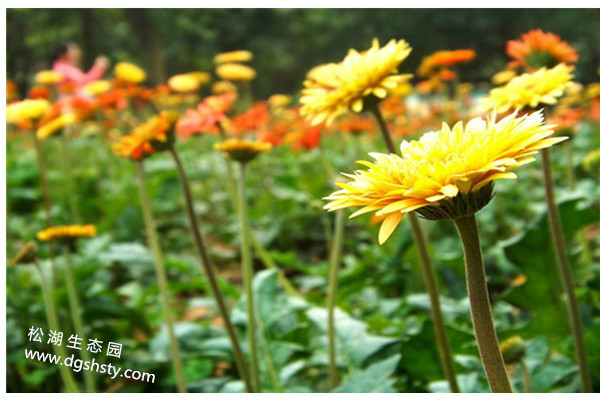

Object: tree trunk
[124,9,166,84]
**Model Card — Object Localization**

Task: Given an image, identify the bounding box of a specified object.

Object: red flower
[231,102,270,135]
[28,86,51,100]
[176,93,237,139]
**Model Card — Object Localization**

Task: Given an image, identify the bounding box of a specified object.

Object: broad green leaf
[306,307,398,369]
[333,355,400,393]
[501,196,598,339]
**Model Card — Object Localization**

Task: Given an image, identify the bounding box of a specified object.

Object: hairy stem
[408,213,460,393]
[326,210,345,391]
[136,161,187,393]
[218,126,298,298]
[168,148,252,392]
[519,359,532,393]
[371,104,460,392]
[453,215,512,393]
[237,162,262,392]
[32,131,59,289]
[34,259,80,393]
[32,132,53,226]
[62,246,96,392]
[58,133,82,223]
[541,148,591,392]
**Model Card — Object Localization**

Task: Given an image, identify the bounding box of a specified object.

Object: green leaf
[333,355,400,393]
[306,307,398,369]
[501,196,598,339]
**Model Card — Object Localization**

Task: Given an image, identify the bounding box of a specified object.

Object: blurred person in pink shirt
[51,42,110,88]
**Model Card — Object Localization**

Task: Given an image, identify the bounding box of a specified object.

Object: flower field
[5,10,600,394]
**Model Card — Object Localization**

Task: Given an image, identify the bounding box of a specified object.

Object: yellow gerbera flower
[585,82,600,100]
[83,80,112,96]
[37,225,97,242]
[214,50,254,64]
[35,70,63,85]
[300,38,412,126]
[324,110,566,244]
[216,63,256,81]
[114,62,146,84]
[188,71,212,85]
[7,99,51,123]
[483,64,574,113]
[389,82,412,98]
[37,113,78,140]
[214,139,271,163]
[212,80,238,94]
[168,74,201,93]
[268,94,293,108]
[491,69,517,86]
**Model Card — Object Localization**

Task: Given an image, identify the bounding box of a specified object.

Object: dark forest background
[7,8,600,98]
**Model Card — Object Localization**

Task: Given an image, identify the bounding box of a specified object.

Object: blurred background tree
[7,8,600,98]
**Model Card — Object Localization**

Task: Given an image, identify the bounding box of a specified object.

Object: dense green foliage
[6,119,600,392]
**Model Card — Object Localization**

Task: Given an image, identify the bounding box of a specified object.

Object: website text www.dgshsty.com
[24,349,156,383]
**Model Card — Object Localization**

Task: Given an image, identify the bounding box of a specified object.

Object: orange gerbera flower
[94,88,128,111]
[507,29,578,69]
[285,121,324,152]
[549,107,584,135]
[112,112,176,160]
[35,97,96,139]
[380,97,406,117]
[28,86,51,100]
[429,49,476,67]
[418,49,476,77]
[439,69,456,82]
[176,93,237,139]
[256,121,290,146]
[7,80,19,102]
[338,115,376,135]
[231,102,270,135]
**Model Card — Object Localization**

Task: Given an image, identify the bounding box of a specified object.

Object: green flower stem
[319,143,337,255]
[326,210,345,391]
[168,148,252,393]
[370,104,460,392]
[58,133,82,224]
[541,148,591,392]
[33,259,80,393]
[135,161,187,393]
[217,126,298,298]
[453,215,512,393]
[565,141,575,190]
[320,211,333,256]
[230,157,279,390]
[239,80,254,112]
[250,231,300,298]
[61,246,96,393]
[407,213,460,393]
[32,131,59,289]
[237,162,261,392]
[519,359,532,393]
[370,105,395,155]
[32,132,53,227]
[257,315,281,392]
